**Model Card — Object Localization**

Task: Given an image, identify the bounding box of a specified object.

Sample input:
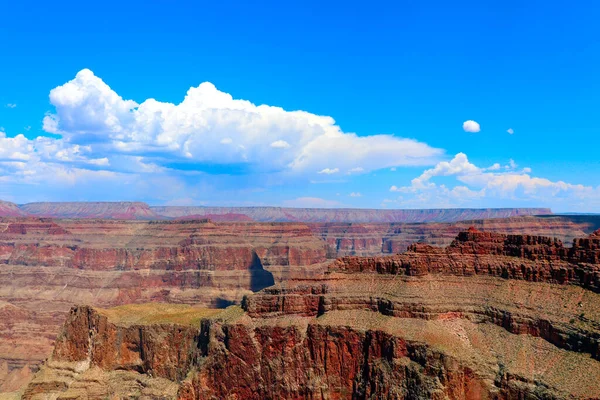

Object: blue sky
[0,0,598,211]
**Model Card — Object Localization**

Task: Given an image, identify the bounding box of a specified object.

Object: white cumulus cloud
[390,153,600,210]
[462,120,480,133]
[42,69,442,175]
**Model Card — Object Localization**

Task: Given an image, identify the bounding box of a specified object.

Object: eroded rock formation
[23,229,600,399]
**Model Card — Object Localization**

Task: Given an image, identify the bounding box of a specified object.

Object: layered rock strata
[24,229,600,399]
[0,218,328,390]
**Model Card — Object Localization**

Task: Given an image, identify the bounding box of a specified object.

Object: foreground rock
[24,229,600,399]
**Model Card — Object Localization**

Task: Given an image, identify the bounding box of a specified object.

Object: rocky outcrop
[331,228,600,292]
[25,279,600,399]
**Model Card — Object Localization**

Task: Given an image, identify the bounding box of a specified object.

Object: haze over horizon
[1,1,598,212]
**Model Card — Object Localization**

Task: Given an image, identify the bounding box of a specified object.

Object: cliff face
[331,227,600,292]
[309,216,594,256]
[24,229,600,399]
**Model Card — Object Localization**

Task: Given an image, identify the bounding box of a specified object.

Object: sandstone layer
[24,229,600,399]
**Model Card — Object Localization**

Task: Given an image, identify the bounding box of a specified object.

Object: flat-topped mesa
[152,206,552,222]
[20,201,160,220]
[3,220,70,235]
[332,230,600,291]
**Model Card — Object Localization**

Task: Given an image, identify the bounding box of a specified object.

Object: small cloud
[486,163,501,171]
[507,128,514,134]
[220,138,233,144]
[390,167,396,171]
[390,185,400,192]
[347,167,364,174]
[24,126,31,131]
[318,167,339,175]
[508,159,517,169]
[522,167,532,173]
[462,120,480,133]
[349,192,362,197]
[6,103,16,108]
[270,140,290,149]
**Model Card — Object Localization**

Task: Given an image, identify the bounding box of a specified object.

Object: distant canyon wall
[3,199,553,222]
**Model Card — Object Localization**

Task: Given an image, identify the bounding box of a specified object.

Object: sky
[0,0,599,211]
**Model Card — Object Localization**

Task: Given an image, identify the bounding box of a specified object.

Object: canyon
[1,213,600,397]
[21,228,600,399]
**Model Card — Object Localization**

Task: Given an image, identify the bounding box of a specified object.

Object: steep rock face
[25,275,600,399]
[332,228,600,292]
[51,306,200,381]
[152,206,553,222]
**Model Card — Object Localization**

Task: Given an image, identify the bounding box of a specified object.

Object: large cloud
[390,153,600,210]
[43,69,442,175]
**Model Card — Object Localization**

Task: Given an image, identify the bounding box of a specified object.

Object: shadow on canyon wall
[249,251,275,292]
